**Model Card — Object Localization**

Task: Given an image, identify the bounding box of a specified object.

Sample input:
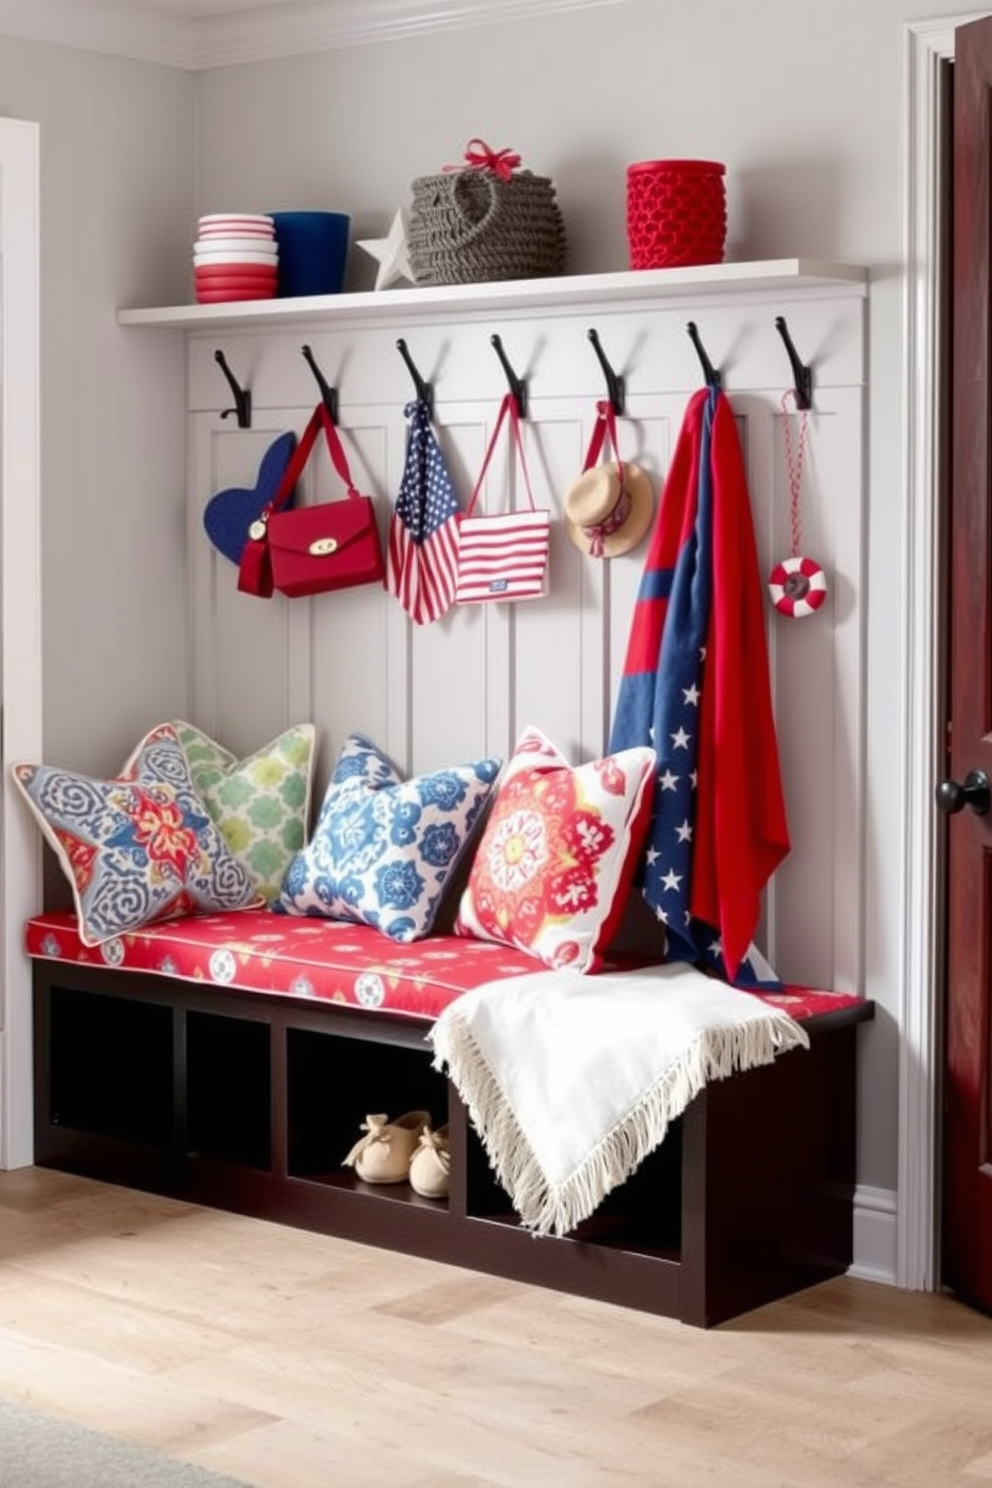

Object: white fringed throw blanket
[429,962,809,1238]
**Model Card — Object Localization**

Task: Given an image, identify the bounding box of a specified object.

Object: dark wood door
[942,13,992,1313]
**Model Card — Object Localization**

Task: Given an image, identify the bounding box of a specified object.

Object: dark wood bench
[28,912,872,1328]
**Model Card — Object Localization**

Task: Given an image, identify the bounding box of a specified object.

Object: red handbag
[238,402,385,599]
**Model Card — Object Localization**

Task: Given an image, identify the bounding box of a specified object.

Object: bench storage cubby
[31,945,871,1329]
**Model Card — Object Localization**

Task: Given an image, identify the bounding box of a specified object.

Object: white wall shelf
[118,259,867,332]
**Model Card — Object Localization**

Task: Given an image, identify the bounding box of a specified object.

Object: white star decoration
[671,727,691,750]
[357,208,415,290]
[659,770,679,792]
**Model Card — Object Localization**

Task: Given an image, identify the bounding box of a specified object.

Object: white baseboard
[849,1184,898,1286]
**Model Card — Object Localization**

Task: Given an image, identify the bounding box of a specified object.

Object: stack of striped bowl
[194,213,278,303]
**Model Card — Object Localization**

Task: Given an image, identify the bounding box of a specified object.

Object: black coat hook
[214,349,252,428]
[775,316,813,411]
[301,344,339,424]
[490,333,528,418]
[396,338,434,419]
[686,322,722,390]
[587,328,625,416]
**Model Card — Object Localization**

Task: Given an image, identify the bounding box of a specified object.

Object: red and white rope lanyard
[767,389,827,619]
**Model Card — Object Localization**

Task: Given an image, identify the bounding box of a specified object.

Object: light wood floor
[1,1169,991,1487]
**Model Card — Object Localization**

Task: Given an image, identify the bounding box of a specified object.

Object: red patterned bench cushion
[25,910,867,1024]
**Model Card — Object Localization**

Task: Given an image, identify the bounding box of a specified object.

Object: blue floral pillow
[276,732,501,942]
[328,732,405,792]
[11,723,260,947]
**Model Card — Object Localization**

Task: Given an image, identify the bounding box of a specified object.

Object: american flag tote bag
[454,393,550,604]
[387,399,463,626]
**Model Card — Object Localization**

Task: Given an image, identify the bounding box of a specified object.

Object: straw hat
[563,460,654,559]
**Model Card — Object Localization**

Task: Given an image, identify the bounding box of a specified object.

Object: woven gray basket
[408,168,567,286]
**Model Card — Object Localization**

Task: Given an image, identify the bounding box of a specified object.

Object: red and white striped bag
[455,393,550,604]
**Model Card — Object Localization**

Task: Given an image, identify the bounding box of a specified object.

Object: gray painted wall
[0,36,193,781]
[189,0,944,1196]
[5,0,982,1200]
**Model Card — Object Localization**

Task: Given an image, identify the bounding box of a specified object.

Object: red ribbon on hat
[580,401,632,558]
[444,138,522,181]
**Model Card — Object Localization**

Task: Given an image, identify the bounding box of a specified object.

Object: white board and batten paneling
[122,260,867,994]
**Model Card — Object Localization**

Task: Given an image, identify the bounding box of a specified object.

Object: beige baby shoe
[343,1110,430,1184]
[409,1123,451,1199]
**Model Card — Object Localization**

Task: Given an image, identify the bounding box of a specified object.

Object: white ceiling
[0,0,625,69]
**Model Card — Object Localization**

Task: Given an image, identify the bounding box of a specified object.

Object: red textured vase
[626,159,727,270]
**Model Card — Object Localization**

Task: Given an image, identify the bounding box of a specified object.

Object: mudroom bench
[27,908,872,1329]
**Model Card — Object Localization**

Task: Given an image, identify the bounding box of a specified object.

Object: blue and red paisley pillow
[12,723,259,946]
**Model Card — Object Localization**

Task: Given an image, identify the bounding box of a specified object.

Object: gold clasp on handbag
[308,537,338,556]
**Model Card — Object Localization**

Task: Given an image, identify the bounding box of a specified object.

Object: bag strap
[238,403,361,598]
[264,401,361,519]
[464,393,537,518]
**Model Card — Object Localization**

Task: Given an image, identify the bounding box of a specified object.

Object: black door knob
[935,769,992,816]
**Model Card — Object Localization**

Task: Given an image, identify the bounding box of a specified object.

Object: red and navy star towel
[609,386,790,988]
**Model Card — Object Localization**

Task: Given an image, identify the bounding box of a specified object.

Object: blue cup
[270,211,351,297]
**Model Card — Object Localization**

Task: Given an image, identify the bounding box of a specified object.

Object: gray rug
[0,1400,255,1488]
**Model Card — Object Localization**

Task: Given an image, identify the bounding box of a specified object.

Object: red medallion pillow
[453,726,657,973]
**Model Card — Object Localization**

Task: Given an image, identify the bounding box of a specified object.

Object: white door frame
[0,118,42,1169]
[899,13,987,1290]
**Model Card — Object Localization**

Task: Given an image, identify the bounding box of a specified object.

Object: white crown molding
[0,0,631,70]
[196,0,630,68]
[0,0,197,68]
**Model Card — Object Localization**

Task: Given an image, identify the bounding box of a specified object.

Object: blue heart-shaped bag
[203,431,298,566]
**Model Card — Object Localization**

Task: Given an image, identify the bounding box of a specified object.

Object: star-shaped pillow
[276,732,501,942]
[173,720,316,904]
[12,723,260,947]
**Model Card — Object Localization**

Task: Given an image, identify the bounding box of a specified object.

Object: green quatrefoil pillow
[173,720,316,903]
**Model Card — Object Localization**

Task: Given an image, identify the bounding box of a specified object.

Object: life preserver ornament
[768,554,827,618]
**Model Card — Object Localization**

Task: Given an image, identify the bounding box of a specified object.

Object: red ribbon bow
[445,138,522,182]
